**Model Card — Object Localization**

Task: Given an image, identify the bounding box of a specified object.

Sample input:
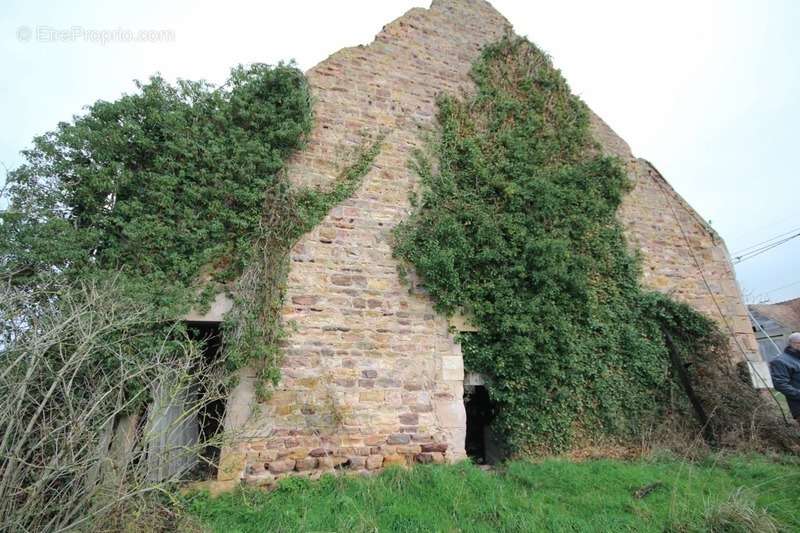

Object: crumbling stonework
[220,0,759,485]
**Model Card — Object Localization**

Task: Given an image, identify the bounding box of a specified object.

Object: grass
[185,454,800,532]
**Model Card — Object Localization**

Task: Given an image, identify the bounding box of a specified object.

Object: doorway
[186,321,226,478]
[464,384,502,465]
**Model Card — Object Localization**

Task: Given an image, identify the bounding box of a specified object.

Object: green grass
[185,454,800,532]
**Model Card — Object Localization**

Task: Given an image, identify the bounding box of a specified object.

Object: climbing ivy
[393,36,725,452]
[1,63,311,309]
[0,59,383,398]
[223,134,384,398]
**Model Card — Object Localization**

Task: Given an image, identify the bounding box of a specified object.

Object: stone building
[199,0,761,485]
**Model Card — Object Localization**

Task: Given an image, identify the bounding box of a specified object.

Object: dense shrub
[0,62,383,394]
[0,60,385,530]
[0,279,227,532]
[0,63,313,379]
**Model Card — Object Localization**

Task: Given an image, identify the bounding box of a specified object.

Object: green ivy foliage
[2,53,386,406]
[0,63,313,390]
[393,37,719,452]
[221,134,384,397]
[1,63,312,309]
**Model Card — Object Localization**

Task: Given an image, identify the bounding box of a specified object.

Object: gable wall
[219,0,758,485]
[222,0,511,485]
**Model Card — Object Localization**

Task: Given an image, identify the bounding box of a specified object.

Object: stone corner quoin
[219,0,759,485]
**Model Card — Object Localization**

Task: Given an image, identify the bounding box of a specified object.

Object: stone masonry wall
[219,0,512,486]
[590,114,759,361]
[218,0,758,486]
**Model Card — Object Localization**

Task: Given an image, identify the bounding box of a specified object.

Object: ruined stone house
[183,0,763,485]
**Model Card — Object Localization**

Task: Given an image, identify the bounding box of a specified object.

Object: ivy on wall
[223,134,384,397]
[393,36,727,452]
[0,61,383,399]
[1,63,311,314]
[3,37,786,453]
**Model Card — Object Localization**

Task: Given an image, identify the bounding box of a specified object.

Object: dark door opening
[464,385,502,465]
[186,321,226,479]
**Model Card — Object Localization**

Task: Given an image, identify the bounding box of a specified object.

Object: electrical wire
[732,226,800,256]
[732,232,800,264]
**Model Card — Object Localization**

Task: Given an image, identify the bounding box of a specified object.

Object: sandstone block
[359,390,385,402]
[387,433,410,445]
[295,457,318,471]
[319,227,337,242]
[276,404,294,416]
[395,444,422,454]
[348,456,367,469]
[365,435,385,446]
[309,447,333,457]
[366,454,383,470]
[420,442,448,453]
[318,456,348,469]
[217,452,246,481]
[247,462,266,475]
[340,436,365,447]
[288,448,310,460]
[185,479,239,496]
[350,446,371,456]
[382,454,406,467]
[398,413,419,425]
[434,399,466,429]
[268,459,296,474]
[368,279,389,290]
[442,367,464,381]
[244,473,276,488]
[270,391,297,405]
[291,295,318,305]
[331,274,353,286]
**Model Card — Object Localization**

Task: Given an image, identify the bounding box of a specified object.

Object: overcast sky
[2,0,798,303]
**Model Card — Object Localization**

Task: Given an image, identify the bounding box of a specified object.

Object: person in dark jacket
[769,332,800,421]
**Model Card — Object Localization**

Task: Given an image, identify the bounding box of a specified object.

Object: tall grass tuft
[702,488,780,533]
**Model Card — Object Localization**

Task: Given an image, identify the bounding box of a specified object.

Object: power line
[735,234,800,262]
[732,226,800,256]
[732,232,800,264]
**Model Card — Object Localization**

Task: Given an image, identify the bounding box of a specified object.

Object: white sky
[2,0,798,303]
